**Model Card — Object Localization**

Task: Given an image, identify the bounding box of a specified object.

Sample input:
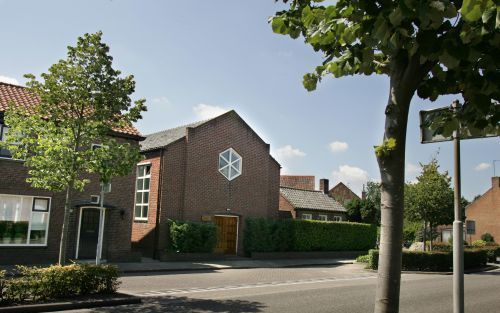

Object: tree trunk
[58,187,72,265]
[429,223,433,251]
[423,220,427,251]
[374,57,423,313]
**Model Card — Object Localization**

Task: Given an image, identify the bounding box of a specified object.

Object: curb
[119,260,354,274]
[0,294,141,313]
[364,265,499,275]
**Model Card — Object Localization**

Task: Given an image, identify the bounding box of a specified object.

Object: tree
[365,181,381,225]
[1,32,146,265]
[346,198,379,225]
[270,1,499,312]
[405,159,454,250]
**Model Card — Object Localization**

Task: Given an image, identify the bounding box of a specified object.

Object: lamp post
[420,100,498,313]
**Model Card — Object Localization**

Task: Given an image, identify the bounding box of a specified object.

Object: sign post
[420,100,498,313]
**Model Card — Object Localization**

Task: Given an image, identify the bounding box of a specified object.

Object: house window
[134,164,151,221]
[333,216,342,222]
[0,124,12,158]
[318,215,328,221]
[218,148,242,181]
[0,194,50,246]
[301,213,312,220]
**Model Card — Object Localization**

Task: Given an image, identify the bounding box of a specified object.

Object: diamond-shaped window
[218,148,242,181]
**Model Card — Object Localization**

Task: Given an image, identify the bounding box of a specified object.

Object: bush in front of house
[472,239,487,248]
[243,218,377,255]
[481,232,495,243]
[483,246,500,263]
[367,249,488,271]
[168,220,217,253]
[356,254,370,263]
[0,263,119,305]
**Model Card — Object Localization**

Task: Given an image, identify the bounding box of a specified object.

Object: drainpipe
[152,149,165,259]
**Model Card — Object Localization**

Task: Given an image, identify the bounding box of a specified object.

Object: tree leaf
[461,0,490,22]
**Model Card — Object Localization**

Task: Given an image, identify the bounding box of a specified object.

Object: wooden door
[213,216,238,255]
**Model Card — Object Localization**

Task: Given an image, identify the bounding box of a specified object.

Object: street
[63,264,500,313]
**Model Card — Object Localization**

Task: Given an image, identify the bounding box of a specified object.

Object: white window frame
[333,216,342,222]
[218,148,242,181]
[0,194,51,247]
[134,163,151,221]
[302,213,312,220]
[0,124,12,159]
[318,214,328,221]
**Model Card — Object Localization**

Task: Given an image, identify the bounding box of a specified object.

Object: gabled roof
[140,110,281,172]
[280,187,346,212]
[140,118,213,152]
[329,182,360,200]
[0,82,142,138]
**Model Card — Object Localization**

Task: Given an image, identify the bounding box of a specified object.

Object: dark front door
[214,216,238,255]
[78,208,100,259]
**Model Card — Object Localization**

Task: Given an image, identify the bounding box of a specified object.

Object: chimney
[319,178,329,195]
[493,176,500,189]
[361,184,367,200]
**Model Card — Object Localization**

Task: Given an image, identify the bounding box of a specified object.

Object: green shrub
[431,242,452,252]
[481,233,495,243]
[368,249,379,270]
[483,246,500,263]
[356,254,370,263]
[244,218,377,255]
[367,249,487,271]
[168,220,217,253]
[0,264,119,305]
[472,239,487,248]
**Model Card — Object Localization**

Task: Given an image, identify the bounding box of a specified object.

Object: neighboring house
[329,182,360,205]
[280,175,315,191]
[438,177,499,244]
[279,178,347,221]
[131,110,281,257]
[0,82,143,264]
[464,176,500,243]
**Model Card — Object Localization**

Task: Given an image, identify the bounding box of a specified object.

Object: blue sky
[1,0,498,199]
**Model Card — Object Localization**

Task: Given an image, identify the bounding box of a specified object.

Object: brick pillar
[319,178,329,195]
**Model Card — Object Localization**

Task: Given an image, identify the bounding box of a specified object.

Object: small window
[333,216,342,222]
[0,124,12,158]
[318,215,328,221]
[218,148,242,181]
[33,198,49,212]
[134,164,151,221]
[302,213,312,220]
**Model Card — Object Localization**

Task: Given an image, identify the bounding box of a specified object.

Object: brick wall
[465,177,500,242]
[329,182,360,205]
[131,112,281,256]
[0,138,139,265]
[278,194,296,219]
[280,175,315,190]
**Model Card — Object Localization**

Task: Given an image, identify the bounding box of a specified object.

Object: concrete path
[113,258,354,273]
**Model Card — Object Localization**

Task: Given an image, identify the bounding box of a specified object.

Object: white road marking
[125,274,378,297]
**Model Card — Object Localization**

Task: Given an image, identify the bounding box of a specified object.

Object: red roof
[0,82,142,138]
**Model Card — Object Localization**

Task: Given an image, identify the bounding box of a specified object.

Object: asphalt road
[64,264,500,313]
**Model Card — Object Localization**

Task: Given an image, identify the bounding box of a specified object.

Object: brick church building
[131,110,281,257]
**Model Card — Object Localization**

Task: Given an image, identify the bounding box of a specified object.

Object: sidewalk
[114,258,354,273]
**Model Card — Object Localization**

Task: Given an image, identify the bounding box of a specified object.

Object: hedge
[0,264,119,304]
[367,249,488,271]
[168,220,217,253]
[243,218,377,255]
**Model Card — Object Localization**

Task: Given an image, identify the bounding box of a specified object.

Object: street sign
[420,107,499,144]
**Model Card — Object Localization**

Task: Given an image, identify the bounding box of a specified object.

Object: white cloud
[274,145,306,160]
[193,103,228,120]
[329,141,348,153]
[332,165,369,195]
[152,96,170,104]
[0,75,19,85]
[406,162,420,175]
[475,162,491,171]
